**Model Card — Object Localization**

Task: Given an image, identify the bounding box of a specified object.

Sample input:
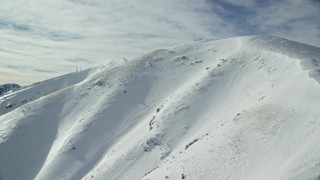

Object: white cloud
[250,0,320,46]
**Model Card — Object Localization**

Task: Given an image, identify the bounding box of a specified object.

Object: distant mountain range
[0,83,20,97]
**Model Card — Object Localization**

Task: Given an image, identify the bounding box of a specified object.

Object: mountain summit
[0,36,320,180]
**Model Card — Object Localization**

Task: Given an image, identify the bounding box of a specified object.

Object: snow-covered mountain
[0,36,320,180]
[0,84,20,97]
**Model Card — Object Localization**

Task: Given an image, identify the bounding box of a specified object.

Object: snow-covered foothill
[0,84,20,97]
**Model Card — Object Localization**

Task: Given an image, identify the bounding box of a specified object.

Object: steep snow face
[0,36,320,180]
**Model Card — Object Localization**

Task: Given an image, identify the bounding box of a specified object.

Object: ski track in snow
[0,36,320,180]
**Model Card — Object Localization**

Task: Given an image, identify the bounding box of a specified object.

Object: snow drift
[0,36,320,180]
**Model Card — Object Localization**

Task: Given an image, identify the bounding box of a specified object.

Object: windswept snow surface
[0,36,320,180]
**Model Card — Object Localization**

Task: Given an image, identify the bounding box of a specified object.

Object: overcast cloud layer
[1,0,319,85]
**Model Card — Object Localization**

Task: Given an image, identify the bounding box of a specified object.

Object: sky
[1,0,319,85]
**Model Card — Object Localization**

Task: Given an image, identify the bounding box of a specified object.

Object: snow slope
[0,36,320,180]
[0,68,92,116]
